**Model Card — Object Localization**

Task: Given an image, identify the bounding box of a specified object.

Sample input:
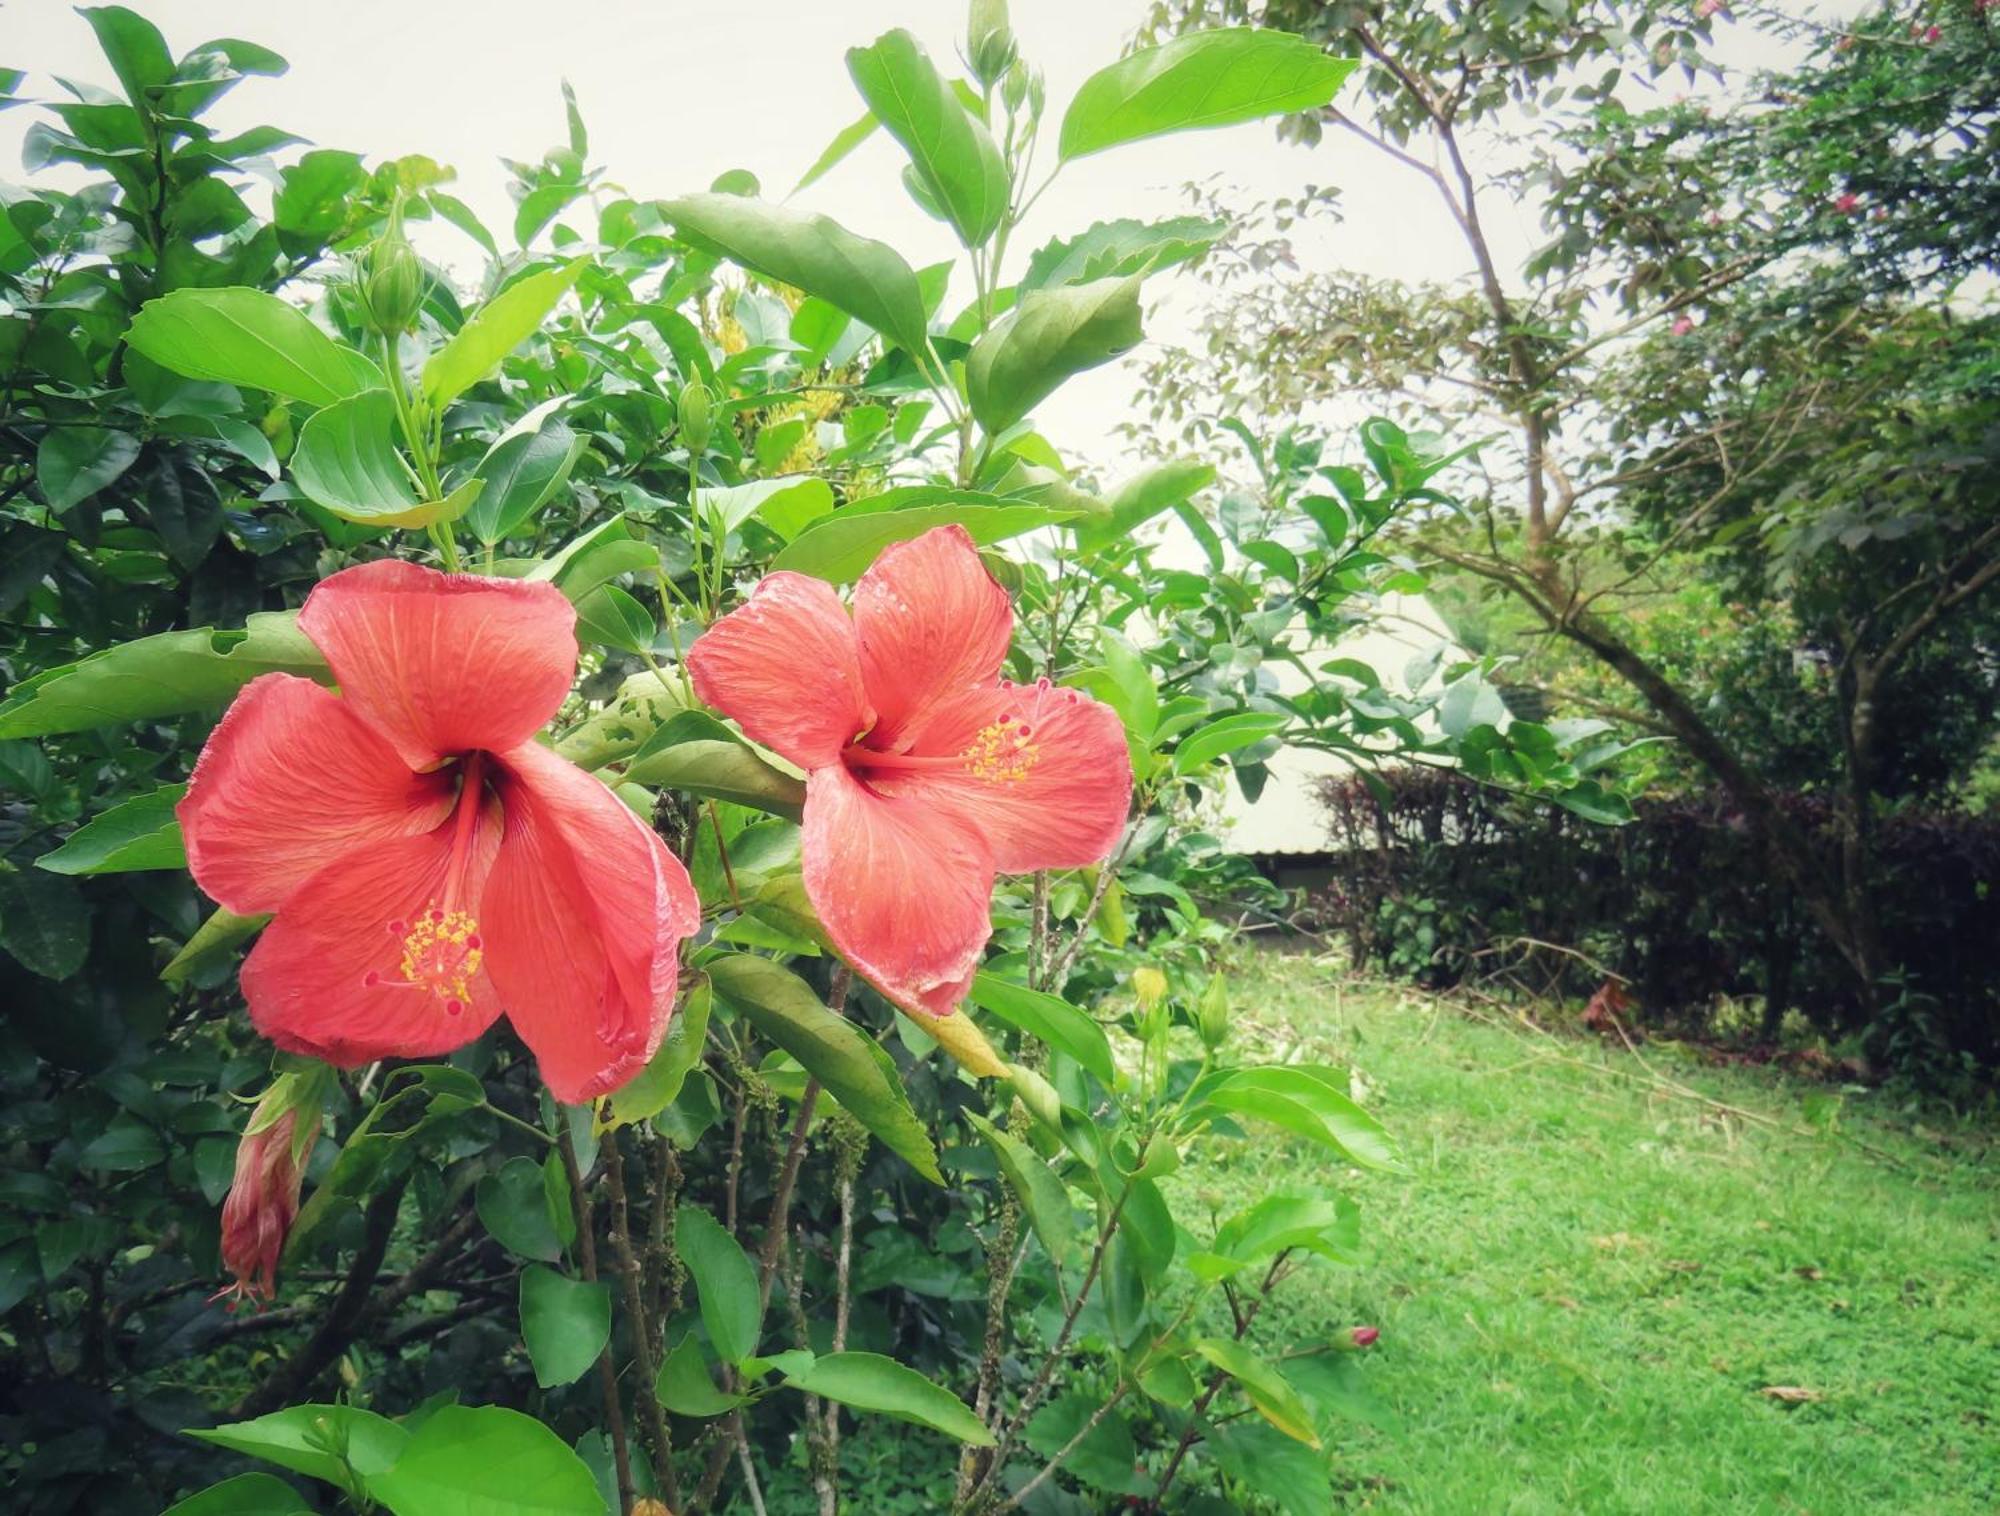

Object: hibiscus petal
[803,763,995,1018]
[862,679,1132,873]
[482,742,700,1104]
[852,526,1013,751]
[687,571,869,770]
[240,816,503,1066]
[178,674,456,915]
[298,560,578,769]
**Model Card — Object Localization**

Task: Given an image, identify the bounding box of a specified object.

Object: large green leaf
[1172,711,1288,775]
[364,1405,602,1516]
[792,109,878,195]
[476,1155,566,1263]
[847,30,1007,248]
[519,1266,611,1389]
[966,1112,1078,1264]
[0,612,324,739]
[36,425,140,511]
[0,867,90,980]
[1059,30,1357,161]
[467,407,580,545]
[966,972,1115,1086]
[78,5,174,105]
[769,487,1077,583]
[36,783,186,875]
[291,389,481,528]
[1070,460,1215,552]
[189,1405,408,1488]
[624,713,806,820]
[658,194,931,359]
[610,980,713,1127]
[126,287,376,407]
[1021,216,1228,292]
[422,261,584,408]
[1193,1066,1398,1171]
[675,1205,761,1364]
[706,953,941,1182]
[162,905,268,984]
[161,1473,314,1516]
[654,1332,744,1417]
[966,275,1143,434]
[1191,1336,1322,1448]
[785,1352,993,1445]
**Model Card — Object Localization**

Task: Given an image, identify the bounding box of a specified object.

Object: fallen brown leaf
[1760,1385,1824,1404]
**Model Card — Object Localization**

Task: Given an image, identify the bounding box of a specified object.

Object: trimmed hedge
[1314,770,2000,1075]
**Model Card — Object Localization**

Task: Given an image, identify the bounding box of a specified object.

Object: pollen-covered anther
[963,718,1040,783]
[393,904,484,1011]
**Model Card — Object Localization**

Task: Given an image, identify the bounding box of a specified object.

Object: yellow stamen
[962,719,1039,784]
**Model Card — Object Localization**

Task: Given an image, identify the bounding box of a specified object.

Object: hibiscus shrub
[0,7,1611,1513]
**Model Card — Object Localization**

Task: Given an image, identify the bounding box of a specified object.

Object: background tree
[1137,0,2000,1024]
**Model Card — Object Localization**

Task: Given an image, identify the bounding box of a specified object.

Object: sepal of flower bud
[1197,973,1230,1050]
[358,213,425,337]
[1336,1325,1381,1350]
[677,379,714,457]
[968,0,1017,89]
[217,1067,332,1307]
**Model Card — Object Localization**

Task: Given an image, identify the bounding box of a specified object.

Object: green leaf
[707,953,941,1182]
[364,1404,602,1516]
[675,1205,761,1365]
[0,868,90,980]
[1172,711,1288,775]
[161,1472,314,1516]
[785,1352,992,1445]
[477,1155,565,1263]
[78,6,173,105]
[966,973,1114,1086]
[573,584,655,654]
[36,425,140,511]
[966,1112,1078,1263]
[519,1266,611,1389]
[291,390,479,528]
[1195,1067,1398,1170]
[611,980,712,1127]
[624,715,806,820]
[1021,216,1227,292]
[658,194,932,359]
[422,262,584,409]
[0,611,325,739]
[1192,1336,1322,1448]
[126,287,376,407]
[189,1405,408,1488]
[36,782,186,874]
[701,475,836,540]
[1211,1191,1359,1269]
[847,30,1007,248]
[1059,30,1357,161]
[162,905,268,984]
[1070,460,1215,552]
[769,488,1077,583]
[80,1112,165,1171]
[792,110,878,195]
[654,1332,744,1416]
[966,275,1143,435]
[468,410,580,545]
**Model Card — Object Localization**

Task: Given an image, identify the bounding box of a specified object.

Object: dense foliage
[1317,768,2000,1080]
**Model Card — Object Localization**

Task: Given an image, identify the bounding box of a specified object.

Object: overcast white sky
[3,0,1839,471]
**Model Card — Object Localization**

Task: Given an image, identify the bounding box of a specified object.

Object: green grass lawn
[1184,948,2000,1514]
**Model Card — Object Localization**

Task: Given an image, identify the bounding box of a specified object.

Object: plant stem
[558,1128,634,1516]
[604,1133,679,1510]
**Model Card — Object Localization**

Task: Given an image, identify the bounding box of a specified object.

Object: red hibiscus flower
[178,562,699,1103]
[688,526,1132,1017]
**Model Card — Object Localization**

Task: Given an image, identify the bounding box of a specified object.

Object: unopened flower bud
[678,378,714,457]
[1197,973,1230,1050]
[358,213,424,337]
[217,1071,328,1307]
[1132,965,1168,1011]
[1002,59,1031,115]
[968,0,1018,89]
[1338,1325,1381,1350]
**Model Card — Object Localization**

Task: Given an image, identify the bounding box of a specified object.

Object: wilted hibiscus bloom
[218,1081,321,1305]
[178,562,699,1103]
[688,525,1132,1017]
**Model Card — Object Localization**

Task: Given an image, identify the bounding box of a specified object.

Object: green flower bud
[1002,59,1031,115]
[358,223,424,337]
[1197,973,1230,1051]
[677,378,714,457]
[968,0,1017,89]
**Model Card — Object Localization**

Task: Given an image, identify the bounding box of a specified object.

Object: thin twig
[560,1128,634,1516]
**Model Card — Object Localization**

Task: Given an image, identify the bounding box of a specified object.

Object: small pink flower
[1923,24,1942,40]
[219,1103,318,1306]
[1696,0,1727,18]
[1671,315,1696,337]
[1833,192,1860,214]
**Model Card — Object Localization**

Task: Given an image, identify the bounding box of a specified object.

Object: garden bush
[1316,768,2000,1078]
